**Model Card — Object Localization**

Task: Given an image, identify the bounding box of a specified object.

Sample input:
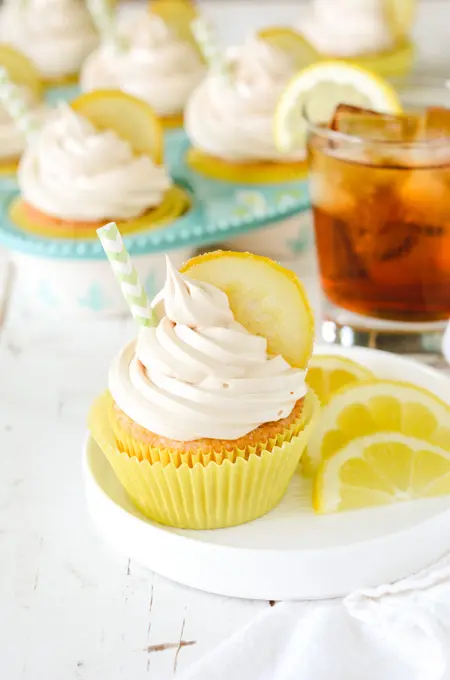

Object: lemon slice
[149,0,199,48]
[306,380,450,473]
[383,0,416,40]
[257,27,319,69]
[71,90,164,164]
[314,432,450,513]
[307,355,374,405]
[274,61,402,153]
[0,44,43,101]
[181,251,314,368]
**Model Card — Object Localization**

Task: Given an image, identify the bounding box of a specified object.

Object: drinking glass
[305,79,450,353]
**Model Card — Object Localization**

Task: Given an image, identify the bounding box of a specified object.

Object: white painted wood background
[1,1,450,678]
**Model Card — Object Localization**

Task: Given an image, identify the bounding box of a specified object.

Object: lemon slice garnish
[71,90,164,164]
[274,61,402,153]
[181,251,315,368]
[257,27,319,69]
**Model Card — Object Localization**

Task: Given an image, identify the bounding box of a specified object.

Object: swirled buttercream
[185,36,304,162]
[18,104,172,221]
[81,12,205,117]
[0,0,98,80]
[301,0,395,56]
[109,258,307,441]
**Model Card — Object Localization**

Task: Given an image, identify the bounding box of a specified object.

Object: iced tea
[307,106,450,322]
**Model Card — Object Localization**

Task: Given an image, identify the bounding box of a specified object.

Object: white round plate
[83,346,450,601]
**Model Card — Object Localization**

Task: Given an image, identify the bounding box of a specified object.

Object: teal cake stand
[0,118,311,316]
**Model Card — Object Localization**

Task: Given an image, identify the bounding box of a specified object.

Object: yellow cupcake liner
[110,398,309,467]
[9,185,190,239]
[0,158,18,176]
[186,147,308,185]
[160,112,184,130]
[89,389,321,529]
[43,71,79,88]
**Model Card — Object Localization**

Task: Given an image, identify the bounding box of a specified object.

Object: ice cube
[424,107,450,139]
[330,104,425,142]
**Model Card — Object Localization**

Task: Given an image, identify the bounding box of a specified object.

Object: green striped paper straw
[191,17,230,78]
[86,0,125,50]
[0,66,39,139]
[97,222,157,327]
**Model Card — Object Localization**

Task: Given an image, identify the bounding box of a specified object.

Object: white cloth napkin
[180,554,450,680]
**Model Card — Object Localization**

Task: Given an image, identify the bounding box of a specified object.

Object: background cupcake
[0,90,195,317]
[183,29,313,260]
[81,1,205,130]
[185,33,308,184]
[9,91,189,238]
[299,0,415,77]
[0,0,99,86]
[90,249,318,529]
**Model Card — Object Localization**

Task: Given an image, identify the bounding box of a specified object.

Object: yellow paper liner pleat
[89,390,321,529]
[186,147,308,185]
[110,398,309,467]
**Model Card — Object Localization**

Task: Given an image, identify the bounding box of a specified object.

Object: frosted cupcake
[300,0,415,76]
[81,7,205,129]
[9,91,189,238]
[185,34,308,184]
[90,250,318,529]
[0,0,98,85]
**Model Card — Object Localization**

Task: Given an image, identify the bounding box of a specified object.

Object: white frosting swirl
[301,0,395,56]
[185,36,304,162]
[18,105,172,221]
[0,88,48,161]
[109,258,307,441]
[81,12,205,117]
[0,0,98,80]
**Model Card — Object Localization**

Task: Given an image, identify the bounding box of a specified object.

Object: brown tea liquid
[309,145,450,322]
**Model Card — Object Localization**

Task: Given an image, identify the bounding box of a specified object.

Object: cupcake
[0,45,48,181]
[81,2,205,130]
[9,91,189,238]
[0,0,99,86]
[185,33,308,184]
[89,250,319,529]
[300,0,415,77]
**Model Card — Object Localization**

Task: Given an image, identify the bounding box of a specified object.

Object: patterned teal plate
[0,124,310,260]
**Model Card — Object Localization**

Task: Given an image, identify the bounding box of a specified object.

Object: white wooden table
[2,1,450,677]
[1,248,448,680]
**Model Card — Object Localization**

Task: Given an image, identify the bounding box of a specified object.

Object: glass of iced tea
[306,80,450,353]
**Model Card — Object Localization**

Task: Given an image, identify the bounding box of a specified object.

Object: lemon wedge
[181,251,315,368]
[307,355,374,405]
[314,432,450,513]
[274,61,402,153]
[306,380,450,473]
